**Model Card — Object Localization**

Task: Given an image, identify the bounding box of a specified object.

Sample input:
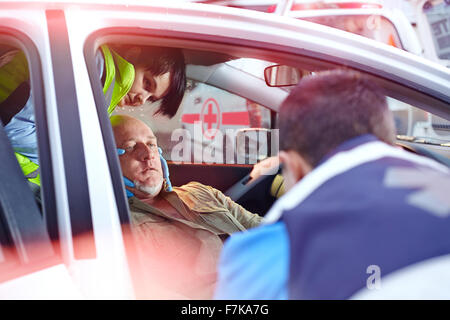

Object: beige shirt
[128,181,262,299]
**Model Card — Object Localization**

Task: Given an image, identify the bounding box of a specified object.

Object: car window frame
[91,28,449,113]
[46,10,97,260]
[0,28,61,283]
[83,25,450,293]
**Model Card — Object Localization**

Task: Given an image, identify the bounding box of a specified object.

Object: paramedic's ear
[279,150,312,191]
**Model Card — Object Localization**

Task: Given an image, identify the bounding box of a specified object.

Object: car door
[0,118,83,298]
[0,5,139,299]
[0,11,84,297]
[70,1,449,298]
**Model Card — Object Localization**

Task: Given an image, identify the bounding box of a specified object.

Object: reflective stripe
[100,45,115,99]
[15,152,40,186]
[103,76,115,110]
[25,167,40,179]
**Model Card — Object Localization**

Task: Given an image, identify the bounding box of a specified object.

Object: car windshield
[390,97,450,146]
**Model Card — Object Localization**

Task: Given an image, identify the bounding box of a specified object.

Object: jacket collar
[317,134,379,167]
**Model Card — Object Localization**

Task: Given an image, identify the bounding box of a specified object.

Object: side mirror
[264,65,303,87]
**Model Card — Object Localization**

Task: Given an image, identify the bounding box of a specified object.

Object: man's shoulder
[172,181,222,210]
[173,181,220,200]
[175,181,212,192]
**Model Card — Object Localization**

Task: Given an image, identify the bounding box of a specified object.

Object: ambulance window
[301,15,403,49]
[423,1,450,60]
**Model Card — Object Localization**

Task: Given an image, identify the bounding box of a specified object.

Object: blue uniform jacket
[214,135,450,299]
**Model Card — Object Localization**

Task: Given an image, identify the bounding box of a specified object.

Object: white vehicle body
[414,0,450,68]
[0,0,448,299]
[286,6,423,55]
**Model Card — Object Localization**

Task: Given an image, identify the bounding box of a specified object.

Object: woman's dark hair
[279,69,396,168]
[113,45,186,118]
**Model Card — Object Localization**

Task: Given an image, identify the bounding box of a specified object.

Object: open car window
[86,37,450,193]
[113,78,274,164]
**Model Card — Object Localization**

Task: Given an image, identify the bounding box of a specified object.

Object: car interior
[95,38,450,218]
[1,36,449,225]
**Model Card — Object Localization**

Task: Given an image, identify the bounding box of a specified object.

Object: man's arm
[175,181,263,229]
[208,184,263,229]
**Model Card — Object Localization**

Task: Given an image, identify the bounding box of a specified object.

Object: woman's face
[118,65,171,107]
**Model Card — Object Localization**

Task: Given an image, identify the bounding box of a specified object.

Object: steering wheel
[396,142,450,167]
[224,164,282,203]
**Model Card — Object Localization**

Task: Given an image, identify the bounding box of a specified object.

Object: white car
[0,0,448,299]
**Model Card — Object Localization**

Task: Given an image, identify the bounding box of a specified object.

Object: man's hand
[249,156,280,181]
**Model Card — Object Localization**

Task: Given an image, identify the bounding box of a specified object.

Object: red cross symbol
[203,100,218,130]
[201,98,221,139]
[181,97,251,140]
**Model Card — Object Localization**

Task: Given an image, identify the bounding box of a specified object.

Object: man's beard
[134,178,164,197]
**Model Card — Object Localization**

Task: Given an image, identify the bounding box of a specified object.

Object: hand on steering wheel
[249,156,280,181]
[225,156,282,202]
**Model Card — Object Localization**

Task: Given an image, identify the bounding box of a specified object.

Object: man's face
[114,117,164,195]
[118,65,171,107]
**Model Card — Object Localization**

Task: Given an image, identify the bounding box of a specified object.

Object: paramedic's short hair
[278,69,396,168]
[115,45,186,118]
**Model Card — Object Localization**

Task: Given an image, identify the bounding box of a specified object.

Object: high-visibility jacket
[0,46,135,186]
[15,152,41,186]
[100,45,135,115]
[0,50,29,104]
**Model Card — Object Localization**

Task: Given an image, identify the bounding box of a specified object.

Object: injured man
[111,115,262,299]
